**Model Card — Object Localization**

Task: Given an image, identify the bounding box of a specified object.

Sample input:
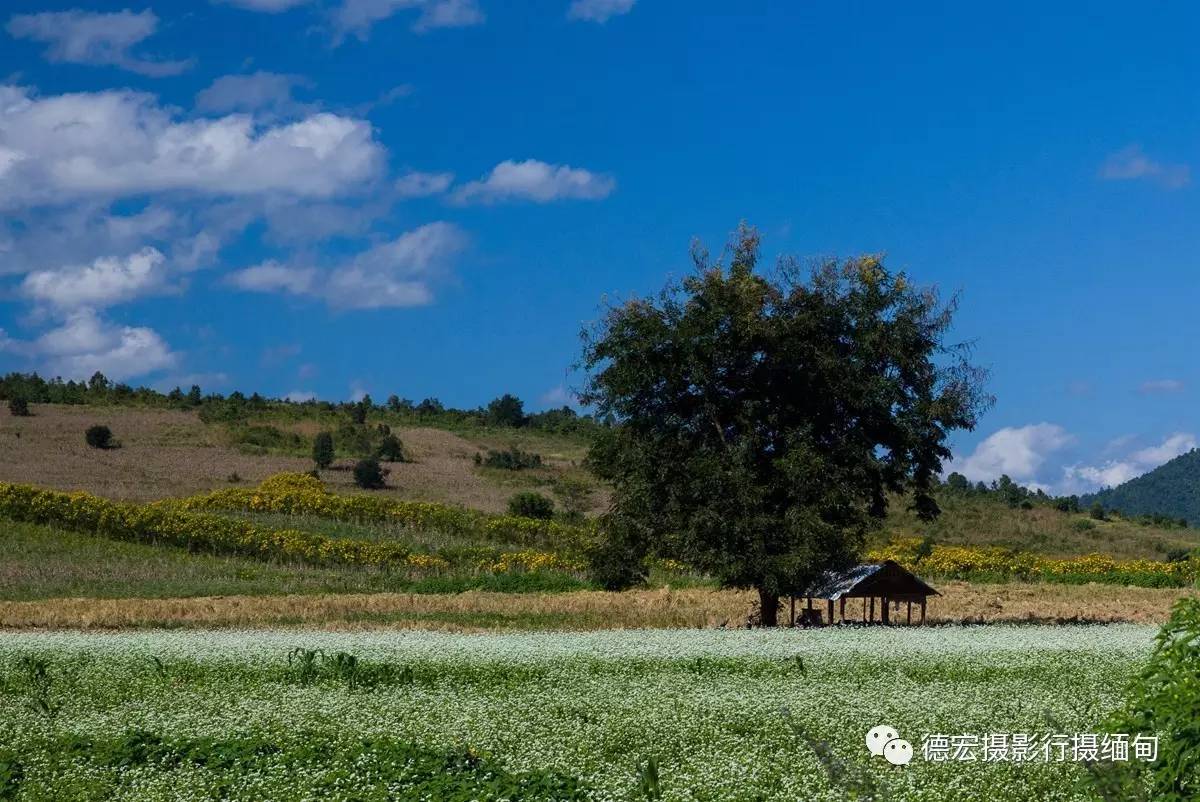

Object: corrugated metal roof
[803,560,939,600]
[804,563,886,600]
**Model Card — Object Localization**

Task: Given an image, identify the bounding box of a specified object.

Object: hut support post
[881,597,890,625]
[789,596,795,628]
[839,598,845,624]
[827,599,834,627]
[920,598,927,625]
[869,596,875,623]
[907,601,912,625]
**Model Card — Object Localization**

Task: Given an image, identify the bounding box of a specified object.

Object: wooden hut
[791,560,939,627]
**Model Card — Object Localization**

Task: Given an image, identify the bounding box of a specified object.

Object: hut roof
[804,560,939,600]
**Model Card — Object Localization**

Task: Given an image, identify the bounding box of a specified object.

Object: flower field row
[872,537,1197,588]
[179,472,590,551]
[0,478,583,577]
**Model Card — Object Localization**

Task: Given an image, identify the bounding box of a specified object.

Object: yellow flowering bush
[181,472,590,551]
[872,537,1196,588]
[0,480,586,579]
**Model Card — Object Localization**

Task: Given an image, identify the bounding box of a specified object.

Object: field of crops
[0,624,1154,801]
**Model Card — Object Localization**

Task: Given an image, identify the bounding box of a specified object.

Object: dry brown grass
[0,405,569,512]
[2,582,1192,631]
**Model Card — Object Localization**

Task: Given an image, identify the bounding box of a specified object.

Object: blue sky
[0,1,1197,495]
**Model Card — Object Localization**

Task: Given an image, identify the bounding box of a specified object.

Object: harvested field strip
[1,582,1193,630]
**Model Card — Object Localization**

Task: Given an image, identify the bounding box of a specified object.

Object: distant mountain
[1083,448,1200,525]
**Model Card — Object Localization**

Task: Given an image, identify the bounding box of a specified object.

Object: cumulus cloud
[228,221,467,309]
[331,0,484,41]
[395,170,454,198]
[1099,145,1190,189]
[945,423,1073,485]
[1062,432,1198,493]
[195,72,312,116]
[1139,378,1185,395]
[6,10,191,77]
[21,247,171,311]
[0,85,385,209]
[567,0,636,23]
[452,159,616,204]
[1,309,177,381]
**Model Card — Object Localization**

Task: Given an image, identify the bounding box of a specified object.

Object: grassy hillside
[883,491,1200,560]
[0,403,601,514]
[1084,448,1200,524]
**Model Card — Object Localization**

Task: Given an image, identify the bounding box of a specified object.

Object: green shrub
[353,458,386,490]
[481,447,543,471]
[85,425,113,449]
[1097,597,1200,800]
[7,398,29,417]
[312,431,335,469]
[375,434,406,462]
[508,492,554,520]
[232,424,304,454]
[1073,518,1096,532]
[486,394,526,427]
[1089,501,1107,521]
[552,475,595,520]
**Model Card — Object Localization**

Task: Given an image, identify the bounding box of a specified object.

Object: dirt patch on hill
[0,405,555,512]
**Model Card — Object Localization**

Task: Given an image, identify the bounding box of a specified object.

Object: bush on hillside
[375,434,406,462]
[85,425,114,449]
[508,492,554,520]
[312,431,335,469]
[1090,501,1108,521]
[353,458,386,489]
[478,447,543,471]
[486,394,526,427]
[8,398,29,417]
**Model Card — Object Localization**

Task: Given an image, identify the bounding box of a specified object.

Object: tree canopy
[580,225,989,624]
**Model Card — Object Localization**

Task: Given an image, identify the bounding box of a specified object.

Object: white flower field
[0,624,1155,800]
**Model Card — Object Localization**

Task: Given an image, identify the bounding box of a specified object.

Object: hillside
[1084,448,1200,524]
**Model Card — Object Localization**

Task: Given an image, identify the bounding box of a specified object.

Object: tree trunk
[758,587,780,627]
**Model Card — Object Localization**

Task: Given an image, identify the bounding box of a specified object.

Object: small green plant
[508,492,554,520]
[638,756,662,800]
[288,648,324,685]
[1090,501,1108,521]
[312,431,335,469]
[18,655,59,722]
[7,398,29,417]
[0,747,23,800]
[85,424,114,449]
[226,472,242,483]
[353,458,386,489]
[1073,518,1096,532]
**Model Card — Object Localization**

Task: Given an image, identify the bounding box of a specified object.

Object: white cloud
[227,260,318,294]
[6,10,191,77]
[195,72,311,116]
[540,385,573,406]
[0,309,178,381]
[228,221,467,309]
[21,247,170,311]
[452,159,616,204]
[395,170,454,198]
[567,0,636,23]
[285,390,317,402]
[1062,432,1198,493]
[1139,378,1185,395]
[331,0,484,41]
[213,0,315,11]
[1099,145,1190,189]
[0,85,386,209]
[946,423,1073,485]
[1132,432,1197,465]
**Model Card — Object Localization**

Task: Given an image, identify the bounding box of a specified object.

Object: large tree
[580,225,989,625]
